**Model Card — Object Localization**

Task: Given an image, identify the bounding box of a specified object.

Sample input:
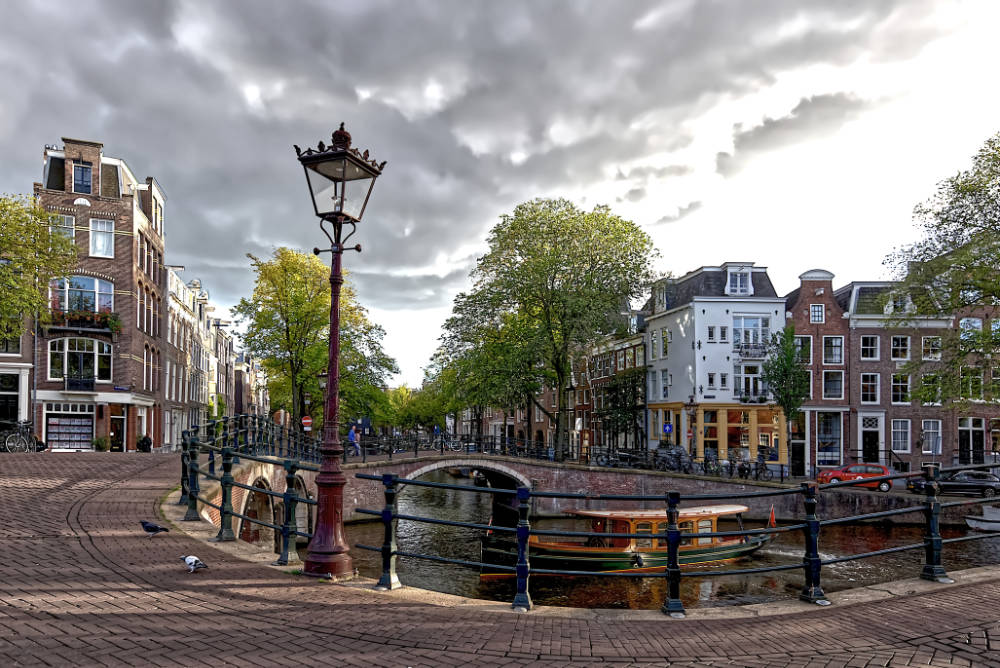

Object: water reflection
[345,470,1000,609]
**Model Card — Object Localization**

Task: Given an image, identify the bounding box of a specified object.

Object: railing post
[177,431,190,505]
[661,490,685,617]
[375,473,401,590]
[414,436,419,458]
[183,434,201,521]
[799,482,829,605]
[274,460,300,566]
[512,486,532,612]
[920,462,954,583]
[213,445,236,541]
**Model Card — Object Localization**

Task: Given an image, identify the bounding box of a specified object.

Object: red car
[816,464,893,492]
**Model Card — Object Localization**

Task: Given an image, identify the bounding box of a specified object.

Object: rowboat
[480,504,774,577]
[965,505,1000,531]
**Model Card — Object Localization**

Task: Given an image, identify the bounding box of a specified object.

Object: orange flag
[768,504,776,528]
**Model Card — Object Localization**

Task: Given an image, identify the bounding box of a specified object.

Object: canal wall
[193,454,981,534]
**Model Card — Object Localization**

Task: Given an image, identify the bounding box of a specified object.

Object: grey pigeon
[181,555,208,573]
[140,521,168,537]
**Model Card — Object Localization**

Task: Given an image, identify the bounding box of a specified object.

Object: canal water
[344,470,1000,610]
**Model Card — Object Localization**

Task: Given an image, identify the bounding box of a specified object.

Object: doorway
[861,415,881,463]
[958,417,985,465]
[110,404,126,452]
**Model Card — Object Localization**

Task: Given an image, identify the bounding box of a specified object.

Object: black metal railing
[64,375,96,392]
[354,461,1000,616]
[178,414,320,564]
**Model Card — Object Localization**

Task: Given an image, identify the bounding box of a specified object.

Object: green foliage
[887,132,1000,405]
[233,247,398,429]
[442,198,657,455]
[761,325,810,423]
[593,367,646,444]
[0,194,77,339]
[92,436,109,452]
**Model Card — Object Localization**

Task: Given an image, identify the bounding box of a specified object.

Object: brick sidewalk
[1,453,999,667]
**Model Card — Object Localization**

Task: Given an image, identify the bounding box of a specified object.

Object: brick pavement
[1,453,999,667]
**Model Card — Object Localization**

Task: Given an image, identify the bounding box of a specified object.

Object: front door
[959,417,985,465]
[861,416,881,463]
[109,404,126,452]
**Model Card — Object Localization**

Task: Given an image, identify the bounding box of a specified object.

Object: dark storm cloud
[0,0,942,317]
[653,201,702,226]
[716,93,874,176]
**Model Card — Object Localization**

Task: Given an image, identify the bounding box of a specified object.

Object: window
[89,219,114,258]
[661,328,670,357]
[890,336,909,361]
[860,373,879,404]
[649,371,657,398]
[50,276,114,313]
[891,374,910,404]
[891,419,910,453]
[72,161,92,194]
[660,370,669,399]
[810,304,824,324]
[707,326,715,342]
[992,368,1000,401]
[960,318,982,345]
[734,363,763,397]
[707,373,716,389]
[50,214,74,240]
[650,331,658,360]
[822,336,843,364]
[805,370,813,399]
[793,336,811,364]
[733,316,769,345]
[921,374,941,405]
[922,336,942,361]
[0,374,18,423]
[860,335,879,360]
[719,326,728,342]
[48,338,112,381]
[822,371,843,399]
[728,271,750,295]
[922,420,942,455]
[817,412,842,466]
[720,373,728,389]
[617,350,624,370]
[961,367,984,400]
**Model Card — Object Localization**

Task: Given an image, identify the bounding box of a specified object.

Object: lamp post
[683,394,697,457]
[296,123,385,579]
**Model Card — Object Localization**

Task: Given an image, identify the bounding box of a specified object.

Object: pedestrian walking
[348,425,361,456]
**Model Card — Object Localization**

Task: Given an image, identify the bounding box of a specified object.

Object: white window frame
[822,336,844,365]
[50,214,75,241]
[890,335,910,361]
[707,372,715,389]
[660,370,669,400]
[891,373,911,405]
[810,304,824,324]
[47,337,113,382]
[89,219,114,258]
[921,419,942,455]
[72,161,92,195]
[860,335,879,361]
[860,372,880,404]
[822,370,844,400]
[794,335,812,364]
[707,326,715,342]
[720,373,728,390]
[719,325,728,342]
[891,419,911,453]
[922,336,942,361]
[650,330,658,360]
[728,271,750,296]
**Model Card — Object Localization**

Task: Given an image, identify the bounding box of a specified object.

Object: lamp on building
[296,123,385,580]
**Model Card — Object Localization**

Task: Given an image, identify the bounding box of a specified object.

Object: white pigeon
[181,555,208,573]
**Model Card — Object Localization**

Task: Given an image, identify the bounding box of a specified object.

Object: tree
[593,367,646,450]
[0,194,77,339]
[761,325,810,455]
[443,198,657,459]
[887,132,1000,404]
[232,247,398,428]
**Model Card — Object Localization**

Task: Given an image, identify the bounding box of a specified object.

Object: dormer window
[72,161,92,195]
[727,270,750,296]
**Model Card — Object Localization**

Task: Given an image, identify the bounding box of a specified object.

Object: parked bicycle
[701,456,722,477]
[5,420,39,453]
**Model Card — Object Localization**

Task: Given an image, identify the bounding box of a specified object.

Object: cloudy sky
[2,0,999,386]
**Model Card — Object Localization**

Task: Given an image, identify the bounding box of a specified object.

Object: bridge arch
[405,458,531,489]
[239,477,275,550]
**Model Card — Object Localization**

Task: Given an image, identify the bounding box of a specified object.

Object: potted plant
[92,436,110,452]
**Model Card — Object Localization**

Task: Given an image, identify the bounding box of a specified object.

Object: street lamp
[683,394,697,457]
[296,123,385,579]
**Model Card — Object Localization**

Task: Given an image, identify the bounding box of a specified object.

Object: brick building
[33,138,167,451]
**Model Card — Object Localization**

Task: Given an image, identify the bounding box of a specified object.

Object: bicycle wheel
[5,433,29,453]
[760,467,774,482]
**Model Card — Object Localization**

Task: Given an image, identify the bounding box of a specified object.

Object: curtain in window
[90,220,114,257]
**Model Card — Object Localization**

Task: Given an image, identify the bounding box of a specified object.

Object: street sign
[663,423,672,434]
[301,415,313,432]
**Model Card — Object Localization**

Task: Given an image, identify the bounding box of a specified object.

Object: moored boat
[480,504,774,578]
[965,505,1000,531]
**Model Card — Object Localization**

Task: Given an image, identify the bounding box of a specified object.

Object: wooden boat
[480,504,774,578]
[965,505,1000,531]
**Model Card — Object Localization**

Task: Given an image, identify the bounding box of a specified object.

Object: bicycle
[701,457,722,477]
[752,460,774,482]
[5,420,38,453]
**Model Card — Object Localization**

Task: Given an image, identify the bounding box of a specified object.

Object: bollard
[661,490,686,617]
[375,474,401,590]
[183,439,201,521]
[178,433,190,505]
[799,482,829,604]
[213,446,236,541]
[512,486,533,612]
[273,460,300,566]
[920,463,954,583]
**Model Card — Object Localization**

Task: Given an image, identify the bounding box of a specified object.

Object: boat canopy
[566,505,749,521]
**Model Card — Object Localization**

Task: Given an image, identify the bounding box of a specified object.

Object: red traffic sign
[301,416,313,430]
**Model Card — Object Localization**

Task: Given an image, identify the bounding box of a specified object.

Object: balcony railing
[732,342,768,359]
[48,310,121,335]
[735,390,771,404]
[64,375,96,392]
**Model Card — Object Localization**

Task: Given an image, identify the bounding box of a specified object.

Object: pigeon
[140,521,169,537]
[181,555,208,573]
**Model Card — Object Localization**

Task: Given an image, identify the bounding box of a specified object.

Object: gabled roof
[663,266,778,311]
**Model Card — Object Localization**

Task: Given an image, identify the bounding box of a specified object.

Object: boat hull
[480,535,772,577]
[965,516,1000,531]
